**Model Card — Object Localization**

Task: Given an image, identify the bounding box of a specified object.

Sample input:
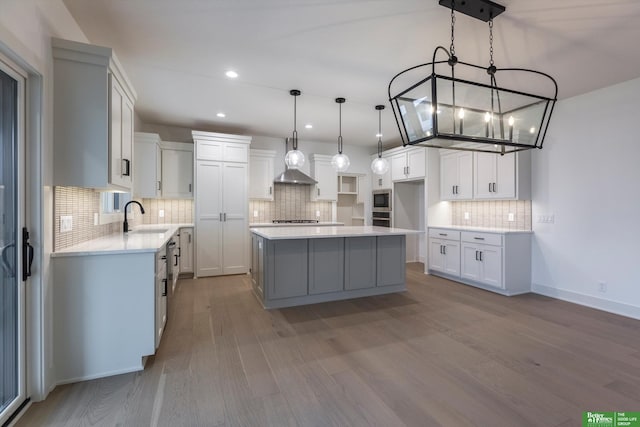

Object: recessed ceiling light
[305,124,313,129]
[225,70,238,79]
[216,112,226,118]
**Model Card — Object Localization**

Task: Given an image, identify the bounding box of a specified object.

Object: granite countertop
[251,225,423,240]
[428,225,533,234]
[249,222,345,227]
[52,223,194,257]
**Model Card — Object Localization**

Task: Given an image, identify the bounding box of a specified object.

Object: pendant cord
[338,102,343,154]
[377,109,382,158]
[292,94,298,150]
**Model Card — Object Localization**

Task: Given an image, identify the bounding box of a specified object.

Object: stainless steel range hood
[274,168,317,185]
[274,138,317,185]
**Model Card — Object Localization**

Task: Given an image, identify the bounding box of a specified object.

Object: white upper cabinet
[390,147,426,182]
[133,132,162,198]
[52,38,137,191]
[192,131,249,163]
[161,142,194,199]
[440,151,473,200]
[310,154,337,201]
[249,149,276,200]
[371,154,392,190]
[473,151,530,200]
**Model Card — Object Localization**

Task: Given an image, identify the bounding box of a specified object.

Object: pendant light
[388,0,557,155]
[284,89,305,169]
[331,97,350,172]
[371,105,389,175]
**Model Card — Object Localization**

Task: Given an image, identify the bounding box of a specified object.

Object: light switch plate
[464,212,470,220]
[159,209,165,218]
[315,210,321,218]
[253,210,259,218]
[508,213,515,222]
[60,215,73,232]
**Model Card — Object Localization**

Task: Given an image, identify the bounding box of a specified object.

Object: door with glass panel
[0,58,28,425]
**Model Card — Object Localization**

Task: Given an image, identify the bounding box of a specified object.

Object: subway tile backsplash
[53,186,194,251]
[250,183,332,223]
[451,200,531,230]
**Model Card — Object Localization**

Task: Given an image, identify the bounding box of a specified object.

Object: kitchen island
[250,226,422,309]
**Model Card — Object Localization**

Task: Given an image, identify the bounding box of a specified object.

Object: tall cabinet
[52,38,137,190]
[192,131,251,277]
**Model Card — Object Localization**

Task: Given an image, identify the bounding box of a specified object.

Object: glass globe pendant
[284,89,305,169]
[331,97,350,172]
[371,105,389,175]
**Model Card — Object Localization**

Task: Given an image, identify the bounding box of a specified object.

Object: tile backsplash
[250,183,332,223]
[451,200,532,230]
[54,186,194,251]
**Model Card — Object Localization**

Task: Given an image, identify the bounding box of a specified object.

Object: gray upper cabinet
[52,38,137,191]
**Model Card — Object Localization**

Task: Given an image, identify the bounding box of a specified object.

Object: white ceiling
[63,0,640,149]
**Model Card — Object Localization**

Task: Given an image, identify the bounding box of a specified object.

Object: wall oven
[372,211,391,227]
[372,189,391,211]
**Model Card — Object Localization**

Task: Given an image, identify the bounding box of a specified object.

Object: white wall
[531,77,640,319]
[0,0,89,399]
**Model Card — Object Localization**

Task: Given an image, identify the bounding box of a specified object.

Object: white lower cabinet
[428,229,460,276]
[155,247,167,348]
[179,227,194,274]
[428,227,531,295]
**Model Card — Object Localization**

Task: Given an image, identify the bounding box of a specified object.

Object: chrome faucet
[123,200,145,233]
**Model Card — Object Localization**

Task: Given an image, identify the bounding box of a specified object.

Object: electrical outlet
[159,209,165,218]
[315,210,321,218]
[60,215,73,232]
[537,214,555,224]
[508,213,515,222]
[464,212,470,220]
[598,282,607,293]
[253,210,259,218]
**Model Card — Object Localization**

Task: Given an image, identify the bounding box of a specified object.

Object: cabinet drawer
[428,228,460,241]
[461,231,502,246]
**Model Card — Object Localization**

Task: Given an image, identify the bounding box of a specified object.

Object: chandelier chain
[489,19,494,67]
[450,1,456,56]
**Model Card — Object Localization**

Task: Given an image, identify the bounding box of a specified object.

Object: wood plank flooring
[17,263,640,426]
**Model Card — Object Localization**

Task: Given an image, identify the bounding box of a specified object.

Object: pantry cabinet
[310,154,338,201]
[440,151,473,200]
[52,38,137,191]
[193,131,251,277]
[249,149,276,200]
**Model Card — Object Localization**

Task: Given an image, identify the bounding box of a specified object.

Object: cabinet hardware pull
[443,245,446,255]
[493,182,496,192]
[479,251,483,261]
[189,183,192,193]
[489,182,492,192]
[317,188,320,196]
[269,186,272,195]
[188,234,191,243]
[122,159,131,176]
[475,250,478,260]
[452,185,455,195]
[162,279,167,296]
[157,181,161,191]
[439,233,447,236]
[174,254,178,266]
[378,178,382,186]
[440,245,444,254]
[223,213,227,221]
[474,237,485,240]
[178,247,181,257]
[161,255,167,260]
[219,213,222,221]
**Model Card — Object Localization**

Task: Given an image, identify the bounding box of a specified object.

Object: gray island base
[250,226,421,309]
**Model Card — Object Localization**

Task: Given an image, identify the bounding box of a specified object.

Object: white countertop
[428,225,533,234]
[249,222,344,227]
[52,223,194,257]
[251,225,423,240]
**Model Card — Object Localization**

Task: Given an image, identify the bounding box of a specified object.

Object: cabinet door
[406,148,425,179]
[390,153,407,181]
[309,238,344,295]
[443,241,460,276]
[222,163,248,274]
[133,139,161,198]
[493,153,516,199]
[267,240,308,299]
[440,154,458,200]
[249,155,274,200]
[162,149,193,199]
[479,246,503,288]
[195,160,223,277]
[179,228,193,273]
[456,152,473,199]
[110,78,125,188]
[311,160,337,201]
[460,244,482,282]
[356,175,369,205]
[429,239,445,272]
[121,96,134,189]
[371,160,392,190]
[474,152,495,199]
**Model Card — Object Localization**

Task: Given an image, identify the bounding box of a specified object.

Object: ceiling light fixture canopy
[331,97,350,172]
[284,89,305,169]
[371,105,389,175]
[388,0,557,155]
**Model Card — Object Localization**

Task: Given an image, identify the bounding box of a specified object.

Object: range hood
[274,168,317,185]
[274,138,317,185]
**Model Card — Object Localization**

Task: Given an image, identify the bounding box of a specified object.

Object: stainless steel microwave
[372,189,391,211]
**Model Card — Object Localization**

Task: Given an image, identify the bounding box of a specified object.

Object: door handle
[162,278,167,296]
[223,213,227,221]
[22,228,34,282]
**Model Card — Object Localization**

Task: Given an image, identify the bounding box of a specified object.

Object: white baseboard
[532,283,640,320]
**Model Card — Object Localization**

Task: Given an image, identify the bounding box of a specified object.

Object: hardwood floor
[18,263,640,426]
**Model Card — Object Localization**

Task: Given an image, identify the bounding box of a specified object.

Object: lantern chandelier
[388,0,558,154]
